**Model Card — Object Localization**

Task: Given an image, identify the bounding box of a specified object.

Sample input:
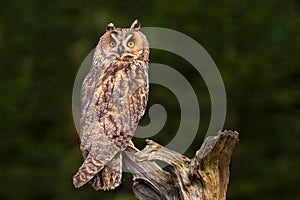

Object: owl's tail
[73,153,105,188]
[89,153,122,190]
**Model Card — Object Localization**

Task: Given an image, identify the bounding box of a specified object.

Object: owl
[73,20,149,190]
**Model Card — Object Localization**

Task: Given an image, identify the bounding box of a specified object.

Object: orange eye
[109,41,116,47]
[127,41,135,48]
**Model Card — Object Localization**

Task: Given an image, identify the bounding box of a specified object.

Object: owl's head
[98,20,149,61]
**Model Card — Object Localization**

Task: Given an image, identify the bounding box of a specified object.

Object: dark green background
[1,0,299,199]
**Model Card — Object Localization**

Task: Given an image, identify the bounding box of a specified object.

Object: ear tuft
[130,19,141,30]
[106,23,115,31]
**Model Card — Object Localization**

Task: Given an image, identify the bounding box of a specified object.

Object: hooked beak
[118,46,124,57]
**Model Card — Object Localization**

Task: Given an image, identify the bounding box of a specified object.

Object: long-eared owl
[73,20,149,190]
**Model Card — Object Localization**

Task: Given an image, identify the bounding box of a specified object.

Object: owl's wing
[80,43,111,137]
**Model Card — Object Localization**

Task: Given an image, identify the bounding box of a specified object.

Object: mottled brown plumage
[73,20,149,190]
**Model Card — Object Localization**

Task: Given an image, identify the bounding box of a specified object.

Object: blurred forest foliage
[0,0,299,199]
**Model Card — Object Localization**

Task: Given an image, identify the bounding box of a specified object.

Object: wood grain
[124,130,239,200]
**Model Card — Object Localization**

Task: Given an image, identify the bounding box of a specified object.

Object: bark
[124,130,239,200]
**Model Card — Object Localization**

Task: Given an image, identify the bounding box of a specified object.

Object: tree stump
[124,130,239,200]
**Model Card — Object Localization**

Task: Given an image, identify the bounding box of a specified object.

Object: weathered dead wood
[124,130,239,200]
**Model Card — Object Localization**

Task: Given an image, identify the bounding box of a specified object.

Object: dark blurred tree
[0,0,299,199]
